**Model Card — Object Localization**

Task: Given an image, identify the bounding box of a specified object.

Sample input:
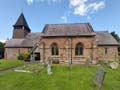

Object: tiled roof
[21,33,42,47]
[13,13,30,31]
[42,23,95,36]
[5,33,42,48]
[5,24,119,48]
[96,31,119,45]
[5,39,25,48]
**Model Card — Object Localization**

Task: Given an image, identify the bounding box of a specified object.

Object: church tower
[13,13,31,38]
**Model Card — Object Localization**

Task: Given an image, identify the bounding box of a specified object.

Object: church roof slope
[13,13,30,31]
[96,31,119,45]
[5,39,25,48]
[5,33,42,48]
[42,23,95,37]
[21,32,42,47]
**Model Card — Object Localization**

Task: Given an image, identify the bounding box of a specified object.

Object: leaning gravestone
[47,58,53,75]
[110,62,119,70]
[93,67,106,90]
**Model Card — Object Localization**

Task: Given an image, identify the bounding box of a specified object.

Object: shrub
[17,54,24,60]
[17,52,30,60]
[22,52,30,60]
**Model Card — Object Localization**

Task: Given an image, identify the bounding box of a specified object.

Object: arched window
[51,43,59,55]
[75,43,83,55]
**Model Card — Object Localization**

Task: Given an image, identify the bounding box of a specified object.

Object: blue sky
[0,0,120,41]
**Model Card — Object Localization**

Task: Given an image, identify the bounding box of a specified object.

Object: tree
[111,31,120,55]
[0,42,5,59]
[0,42,5,48]
[111,31,120,42]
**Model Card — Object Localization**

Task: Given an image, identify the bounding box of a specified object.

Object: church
[5,13,119,64]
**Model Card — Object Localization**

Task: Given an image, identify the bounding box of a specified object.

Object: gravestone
[47,58,52,75]
[40,60,45,68]
[97,60,108,71]
[93,67,106,89]
[30,53,35,64]
[110,62,119,70]
[85,56,91,66]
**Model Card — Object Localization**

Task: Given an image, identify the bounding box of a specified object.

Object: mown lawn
[0,59,24,71]
[0,64,120,90]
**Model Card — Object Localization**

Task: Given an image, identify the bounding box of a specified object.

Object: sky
[0,0,120,41]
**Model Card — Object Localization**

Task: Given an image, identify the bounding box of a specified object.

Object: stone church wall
[5,48,30,59]
[96,46,118,61]
[41,36,95,64]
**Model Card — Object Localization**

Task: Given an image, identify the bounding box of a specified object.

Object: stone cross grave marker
[93,67,106,90]
[47,58,53,75]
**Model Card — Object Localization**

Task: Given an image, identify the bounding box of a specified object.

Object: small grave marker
[86,56,91,66]
[14,69,31,73]
[47,58,52,75]
[93,67,106,90]
[30,54,35,64]
[110,62,119,70]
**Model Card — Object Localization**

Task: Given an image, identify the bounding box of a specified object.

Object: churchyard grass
[0,64,120,90]
[0,59,24,71]
[14,63,43,73]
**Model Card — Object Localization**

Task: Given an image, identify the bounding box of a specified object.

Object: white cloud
[70,0,105,16]
[74,3,88,16]
[26,0,62,5]
[61,16,67,23]
[70,0,87,6]
[27,0,34,5]
[0,40,6,43]
[89,1,105,11]
[60,11,71,23]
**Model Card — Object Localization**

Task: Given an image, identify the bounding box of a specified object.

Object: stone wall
[5,48,30,59]
[4,37,118,63]
[41,36,95,64]
[96,46,118,61]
